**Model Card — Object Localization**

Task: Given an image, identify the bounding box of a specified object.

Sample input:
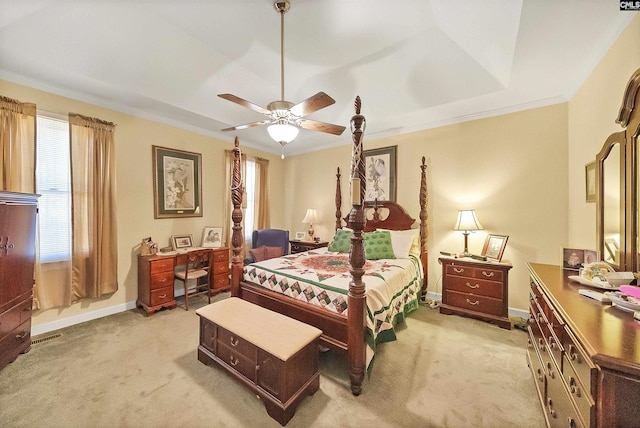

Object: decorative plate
[568,275,620,290]
[604,291,640,313]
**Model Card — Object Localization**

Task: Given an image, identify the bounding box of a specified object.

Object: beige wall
[0,79,284,328]
[285,103,569,312]
[568,14,640,249]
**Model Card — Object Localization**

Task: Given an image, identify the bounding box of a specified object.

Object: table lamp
[453,209,483,256]
[302,208,319,241]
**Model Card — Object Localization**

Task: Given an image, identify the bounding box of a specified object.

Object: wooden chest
[196,298,322,426]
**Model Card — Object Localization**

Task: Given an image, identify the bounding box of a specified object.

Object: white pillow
[377,228,419,259]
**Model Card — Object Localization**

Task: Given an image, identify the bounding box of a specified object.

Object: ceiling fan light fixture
[268,122,299,144]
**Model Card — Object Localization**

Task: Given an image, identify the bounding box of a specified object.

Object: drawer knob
[230,336,239,347]
[536,367,544,382]
[538,337,545,351]
[569,377,581,397]
[568,345,581,363]
[230,355,239,366]
[16,331,28,339]
[568,418,576,428]
[465,298,479,306]
[453,267,464,274]
[481,271,494,278]
[547,398,557,419]
[465,282,479,289]
[546,362,555,379]
[549,339,556,350]
[158,294,166,299]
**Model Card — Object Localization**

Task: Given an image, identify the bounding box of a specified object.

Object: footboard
[237,280,348,353]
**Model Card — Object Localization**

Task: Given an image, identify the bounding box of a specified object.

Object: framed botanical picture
[481,234,509,262]
[171,234,194,250]
[585,161,596,203]
[363,145,397,202]
[202,226,223,248]
[295,231,305,240]
[153,145,202,218]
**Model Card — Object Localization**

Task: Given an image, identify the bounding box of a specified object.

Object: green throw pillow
[328,229,352,253]
[364,230,396,260]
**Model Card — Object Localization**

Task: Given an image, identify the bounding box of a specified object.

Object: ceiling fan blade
[298,119,346,136]
[289,92,336,117]
[218,94,271,115]
[221,120,271,132]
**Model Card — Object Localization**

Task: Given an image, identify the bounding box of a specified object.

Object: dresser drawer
[446,276,503,299]
[150,271,174,290]
[150,258,174,274]
[217,342,257,382]
[0,318,31,362]
[562,328,595,397]
[218,326,257,361]
[562,353,593,424]
[470,266,504,283]
[0,299,27,335]
[212,249,229,263]
[445,290,503,316]
[150,286,174,306]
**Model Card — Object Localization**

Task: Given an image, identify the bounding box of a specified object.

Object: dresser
[0,191,38,371]
[439,256,512,329]
[527,262,640,427]
[289,240,328,254]
[137,247,230,315]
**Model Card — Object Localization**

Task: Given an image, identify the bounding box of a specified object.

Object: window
[244,159,256,244]
[36,114,71,262]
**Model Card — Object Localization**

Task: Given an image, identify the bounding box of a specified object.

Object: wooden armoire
[0,191,38,371]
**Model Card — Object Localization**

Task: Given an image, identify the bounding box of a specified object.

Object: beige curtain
[254,157,270,229]
[69,113,118,300]
[0,96,42,309]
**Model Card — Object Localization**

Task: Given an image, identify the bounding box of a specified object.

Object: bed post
[419,156,428,298]
[231,137,244,297]
[348,96,366,396]
[335,167,342,231]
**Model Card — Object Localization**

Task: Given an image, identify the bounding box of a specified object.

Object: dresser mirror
[596,67,640,273]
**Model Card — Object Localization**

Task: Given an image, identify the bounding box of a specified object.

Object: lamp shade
[302,208,319,224]
[267,123,299,144]
[453,209,483,232]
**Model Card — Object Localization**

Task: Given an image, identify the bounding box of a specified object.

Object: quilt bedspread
[242,247,423,366]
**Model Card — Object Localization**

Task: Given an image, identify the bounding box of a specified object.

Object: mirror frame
[597,67,640,272]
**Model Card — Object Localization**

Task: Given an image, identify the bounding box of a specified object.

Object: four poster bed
[229,97,428,395]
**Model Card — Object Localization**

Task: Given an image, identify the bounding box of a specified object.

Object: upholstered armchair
[244,229,290,264]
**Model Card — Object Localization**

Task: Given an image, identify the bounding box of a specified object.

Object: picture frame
[562,247,585,271]
[604,238,619,264]
[153,145,202,218]
[363,145,397,202]
[202,226,223,248]
[171,234,194,250]
[481,234,509,262]
[295,231,306,241]
[585,161,596,203]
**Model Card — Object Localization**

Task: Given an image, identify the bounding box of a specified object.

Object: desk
[137,247,230,315]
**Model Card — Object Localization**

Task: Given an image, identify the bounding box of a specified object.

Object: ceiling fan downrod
[274,1,289,103]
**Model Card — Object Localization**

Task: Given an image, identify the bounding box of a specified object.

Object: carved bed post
[419,156,428,297]
[348,96,366,396]
[231,137,244,297]
[335,167,342,231]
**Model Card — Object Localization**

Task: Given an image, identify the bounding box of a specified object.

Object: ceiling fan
[218,0,346,154]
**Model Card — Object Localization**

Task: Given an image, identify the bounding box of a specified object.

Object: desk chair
[175,250,211,310]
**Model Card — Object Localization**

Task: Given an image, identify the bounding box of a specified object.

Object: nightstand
[289,240,329,254]
[438,256,512,329]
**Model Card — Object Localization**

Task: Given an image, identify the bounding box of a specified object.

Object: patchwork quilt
[243,247,423,367]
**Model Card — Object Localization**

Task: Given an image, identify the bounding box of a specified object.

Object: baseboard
[31,300,138,337]
[423,291,529,320]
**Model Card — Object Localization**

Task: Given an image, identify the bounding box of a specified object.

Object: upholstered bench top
[196,297,322,361]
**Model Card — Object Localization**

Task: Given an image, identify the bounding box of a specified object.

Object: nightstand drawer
[445,290,503,316]
[446,276,503,299]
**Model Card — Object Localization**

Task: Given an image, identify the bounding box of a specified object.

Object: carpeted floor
[0,293,545,427]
